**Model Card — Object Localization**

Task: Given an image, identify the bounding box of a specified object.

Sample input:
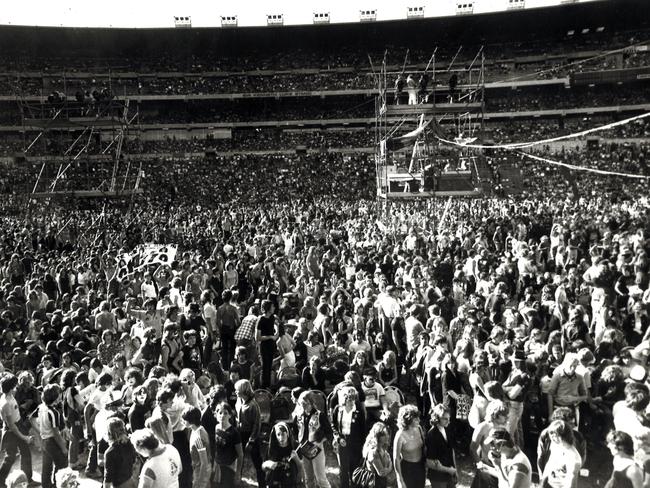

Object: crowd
[0,127,649,488]
[1,22,650,488]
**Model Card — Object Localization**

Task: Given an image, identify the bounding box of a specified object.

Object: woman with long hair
[468,351,492,428]
[393,405,426,488]
[350,350,369,377]
[213,402,244,487]
[293,391,332,488]
[234,380,264,488]
[540,420,582,488]
[332,387,366,488]
[376,350,398,387]
[59,370,84,469]
[263,422,304,488]
[361,422,393,488]
[371,333,390,365]
[426,404,458,488]
[469,400,509,488]
[129,385,151,432]
[104,418,137,488]
[144,416,172,446]
[276,322,296,370]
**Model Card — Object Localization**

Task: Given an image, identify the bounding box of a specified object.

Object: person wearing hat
[502,350,531,447]
[88,390,125,478]
[478,430,532,488]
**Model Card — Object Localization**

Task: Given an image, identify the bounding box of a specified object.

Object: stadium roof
[2,0,608,28]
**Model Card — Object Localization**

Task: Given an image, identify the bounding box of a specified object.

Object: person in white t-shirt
[361,369,386,423]
[141,273,158,301]
[540,420,582,488]
[131,428,182,488]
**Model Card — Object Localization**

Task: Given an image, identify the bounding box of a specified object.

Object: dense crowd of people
[1,18,650,488]
[0,131,649,488]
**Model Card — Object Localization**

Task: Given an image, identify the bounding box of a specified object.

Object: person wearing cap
[86,389,123,479]
[478,430,532,488]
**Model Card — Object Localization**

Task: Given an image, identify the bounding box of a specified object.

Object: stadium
[0,0,650,487]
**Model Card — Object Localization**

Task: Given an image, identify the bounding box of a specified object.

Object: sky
[0,0,601,28]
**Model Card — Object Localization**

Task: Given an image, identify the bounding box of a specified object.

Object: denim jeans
[42,438,68,488]
[506,400,524,447]
[301,445,330,488]
[0,430,33,485]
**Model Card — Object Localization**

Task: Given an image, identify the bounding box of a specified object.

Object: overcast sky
[0,0,600,28]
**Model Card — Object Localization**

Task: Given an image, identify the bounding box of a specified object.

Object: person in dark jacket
[425,404,458,488]
[332,387,366,488]
[293,391,332,488]
[301,357,327,391]
[104,417,137,488]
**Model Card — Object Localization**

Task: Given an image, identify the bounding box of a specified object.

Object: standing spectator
[181,406,211,488]
[37,384,68,488]
[479,430,532,488]
[361,422,394,488]
[0,374,34,488]
[216,290,240,370]
[60,370,84,469]
[104,417,137,488]
[393,405,426,488]
[213,402,243,487]
[537,407,586,478]
[539,420,582,488]
[502,350,531,446]
[425,404,458,488]
[547,353,587,418]
[604,431,644,488]
[234,380,264,488]
[263,422,304,488]
[257,300,278,389]
[332,387,366,488]
[131,428,182,488]
[294,391,332,488]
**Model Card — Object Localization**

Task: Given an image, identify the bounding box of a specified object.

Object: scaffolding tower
[16,74,144,202]
[375,48,487,202]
